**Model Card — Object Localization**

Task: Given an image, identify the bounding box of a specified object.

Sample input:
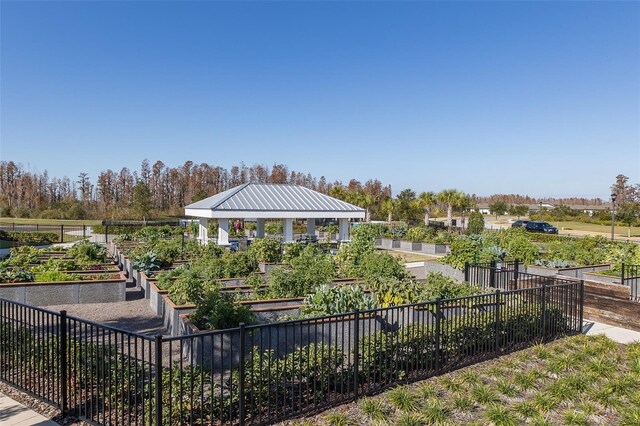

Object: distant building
[475,202,611,216]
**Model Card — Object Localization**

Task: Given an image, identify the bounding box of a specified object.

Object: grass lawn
[0,217,101,226]
[550,221,640,238]
[286,335,640,426]
[381,249,440,263]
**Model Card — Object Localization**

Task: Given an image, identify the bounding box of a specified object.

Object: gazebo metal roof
[185,183,366,219]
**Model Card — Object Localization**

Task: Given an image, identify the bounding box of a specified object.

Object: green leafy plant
[247,237,282,263]
[131,252,161,276]
[190,289,255,330]
[303,284,376,316]
[34,270,76,282]
[466,211,485,235]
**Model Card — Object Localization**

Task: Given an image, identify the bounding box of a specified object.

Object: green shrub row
[0,230,59,244]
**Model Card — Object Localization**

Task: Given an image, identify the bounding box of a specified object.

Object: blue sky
[1,1,639,199]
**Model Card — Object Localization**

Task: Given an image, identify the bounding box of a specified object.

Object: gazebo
[184,183,366,245]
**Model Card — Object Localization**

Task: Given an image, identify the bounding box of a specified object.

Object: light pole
[611,193,617,241]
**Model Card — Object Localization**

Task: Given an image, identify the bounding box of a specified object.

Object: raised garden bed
[525,263,611,279]
[582,271,621,285]
[0,272,127,306]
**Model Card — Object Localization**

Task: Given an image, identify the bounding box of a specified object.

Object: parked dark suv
[525,221,558,234]
[511,220,530,228]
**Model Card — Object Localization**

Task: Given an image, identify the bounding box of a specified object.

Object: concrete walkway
[583,321,640,344]
[0,393,58,425]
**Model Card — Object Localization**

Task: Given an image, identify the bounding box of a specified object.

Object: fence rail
[0,222,182,248]
[621,263,640,302]
[1,277,583,425]
[464,260,521,290]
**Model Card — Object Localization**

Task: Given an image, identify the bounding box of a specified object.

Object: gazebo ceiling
[185,183,366,219]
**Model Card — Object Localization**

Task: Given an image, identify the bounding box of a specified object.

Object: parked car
[511,220,530,228]
[525,221,558,234]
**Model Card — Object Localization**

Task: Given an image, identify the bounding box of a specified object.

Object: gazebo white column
[283,218,294,243]
[307,218,315,236]
[198,218,208,245]
[218,219,229,246]
[338,218,350,242]
[256,218,265,238]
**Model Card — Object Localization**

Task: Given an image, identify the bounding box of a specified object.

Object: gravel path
[46,287,168,337]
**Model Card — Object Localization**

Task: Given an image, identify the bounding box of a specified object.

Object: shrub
[167,267,216,305]
[67,241,108,264]
[442,236,482,270]
[545,236,610,266]
[406,226,434,242]
[501,230,539,264]
[423,272,480,300]
[0,231,58,244]
[266,246,333,298]
[359,251,408,283]
[221,251,258,278]
[190,289,255,330]
[334,225,378,276]
[289,245,334,286]
[466,211,485,235]
[267,268,306,298]
[244,272,266,298]
[265,222,282,235]
[282,242,306,264]
[248,237,282,263]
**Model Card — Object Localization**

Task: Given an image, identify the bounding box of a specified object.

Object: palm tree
[381,198,396,223]
[437,189,461,230]
[416,191,438,226]
[455,193,474,231]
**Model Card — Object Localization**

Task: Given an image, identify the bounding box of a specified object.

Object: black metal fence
[0,221,183,248]
[464,260,521,290]
[0,223,90,246]
[621,263,640,302]
[1,276,583,425]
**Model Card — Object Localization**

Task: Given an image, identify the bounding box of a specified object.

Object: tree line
[1,160,633,227]
[0,160,393,221]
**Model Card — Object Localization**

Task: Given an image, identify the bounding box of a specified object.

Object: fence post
[105,225,109,244]
[353,308,360,399]
[489,260,496,288]
[59,310,68,415]
[154,335,163,426]
[513,260,519,289]
[621,262,625,285]
[541,284,547,342]
[238,323,246,426]
[495,290,501,355]
[60,225,64,243]
[464,262,470,282]
[82,225,86,239]
[579,280,584,333]
[435,298,441,375]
